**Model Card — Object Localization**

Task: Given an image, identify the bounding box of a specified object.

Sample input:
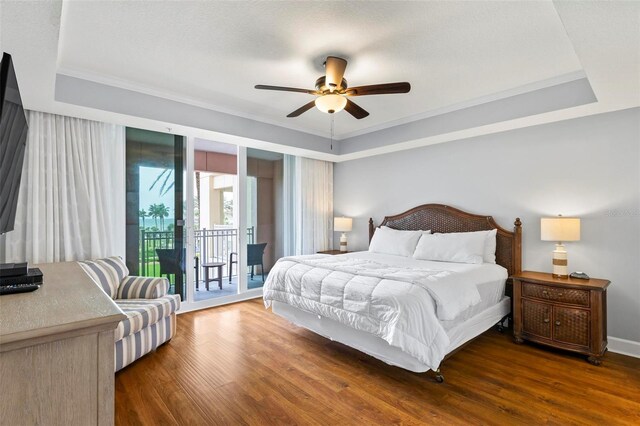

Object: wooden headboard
[368,204,522,277]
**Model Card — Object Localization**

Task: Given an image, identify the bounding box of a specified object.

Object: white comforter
[263,251,507,370]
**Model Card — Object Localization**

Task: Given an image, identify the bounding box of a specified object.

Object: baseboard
[608,336,640,358]
[177,289,263,314]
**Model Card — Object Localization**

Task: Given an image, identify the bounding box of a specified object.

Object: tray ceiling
[56,1,582,138]
[1,1,638,160]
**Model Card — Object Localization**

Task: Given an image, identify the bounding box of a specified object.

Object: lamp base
[340,233,348,252]
[552,243,568,279]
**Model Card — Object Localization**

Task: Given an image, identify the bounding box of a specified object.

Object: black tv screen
[0,52,29,234]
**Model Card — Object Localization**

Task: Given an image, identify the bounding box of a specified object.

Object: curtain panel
[283,155,333,255]
[0,110,126,264]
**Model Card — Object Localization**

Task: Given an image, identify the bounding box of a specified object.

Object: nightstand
[317,250,352,255]
[512,271,610,365]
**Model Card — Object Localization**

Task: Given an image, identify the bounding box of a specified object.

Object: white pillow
[483,229,497,264]
[454,229,498,263]
[413,231,486,264]
[369,226,430,257]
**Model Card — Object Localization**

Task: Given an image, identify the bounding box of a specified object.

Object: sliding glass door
[125,131,288,310]
[245,148,285,289]
[125,128,186,300]
[189,139,246,303]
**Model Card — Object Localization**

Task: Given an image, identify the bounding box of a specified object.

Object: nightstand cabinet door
[553,306,590,347]
[522,300,552,339]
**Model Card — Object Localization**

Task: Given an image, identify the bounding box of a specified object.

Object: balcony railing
[139,227,255,280]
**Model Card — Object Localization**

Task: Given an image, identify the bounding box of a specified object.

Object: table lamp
[334,217,353,252]
[541,216,581,278]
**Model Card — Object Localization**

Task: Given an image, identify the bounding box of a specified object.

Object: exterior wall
[195,150,237,174]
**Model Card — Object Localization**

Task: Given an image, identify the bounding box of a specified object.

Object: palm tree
[148,204,160,229]
[138,209,148,229]
[149,169,174,196]
[157,203,170,230]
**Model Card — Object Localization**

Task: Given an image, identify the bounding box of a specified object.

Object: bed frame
[369,203,522,382]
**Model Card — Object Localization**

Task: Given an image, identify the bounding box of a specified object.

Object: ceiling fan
[255,56,411,119]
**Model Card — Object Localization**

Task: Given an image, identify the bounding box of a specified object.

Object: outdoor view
[192,164,244,301]
[138,166,176,277]
[125,127,185,300]
[126,131,284,305]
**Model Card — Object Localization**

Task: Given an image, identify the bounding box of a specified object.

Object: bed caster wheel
[434,370,444,383]
[497,324,504,333]
[587,356,602,366]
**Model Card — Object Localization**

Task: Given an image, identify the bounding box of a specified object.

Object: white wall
[334,107,640,343]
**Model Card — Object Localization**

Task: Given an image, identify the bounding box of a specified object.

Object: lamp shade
[334,217,353,232]
[541,217,581,242]
[315,94,347,114]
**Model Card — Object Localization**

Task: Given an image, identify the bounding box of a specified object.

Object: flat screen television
[0,52,28,235]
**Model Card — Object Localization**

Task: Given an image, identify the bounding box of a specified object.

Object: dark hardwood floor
[115,299,640,425]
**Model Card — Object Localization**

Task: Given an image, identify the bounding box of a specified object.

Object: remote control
[0,283,40,295]
[570,271,590,280]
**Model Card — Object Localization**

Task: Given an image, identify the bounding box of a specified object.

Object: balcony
[139,227,261,300]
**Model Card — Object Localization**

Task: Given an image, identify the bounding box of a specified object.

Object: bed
[263,204,522,382]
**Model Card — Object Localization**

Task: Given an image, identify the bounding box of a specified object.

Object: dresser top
[513,271,610,290]
[0,261,125,350]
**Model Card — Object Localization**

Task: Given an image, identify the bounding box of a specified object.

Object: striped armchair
[78,257,180,371]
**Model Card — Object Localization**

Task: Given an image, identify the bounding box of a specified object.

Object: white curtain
[0,111,126,264]
[283,155,333,255]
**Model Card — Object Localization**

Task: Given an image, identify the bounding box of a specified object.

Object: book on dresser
[512,271,610,365]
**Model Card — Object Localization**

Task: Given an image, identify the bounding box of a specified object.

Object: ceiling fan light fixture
[315,94,347,114]
[255,56,409,119]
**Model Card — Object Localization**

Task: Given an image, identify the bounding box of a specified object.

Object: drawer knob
[558,293,563,297]
[542,290,548,295]
[555,321,561,326]
[543,318,550,323]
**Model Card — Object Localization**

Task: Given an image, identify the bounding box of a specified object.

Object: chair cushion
[117,276,169,299]
[114,295,180,341]
[78,256,129,299]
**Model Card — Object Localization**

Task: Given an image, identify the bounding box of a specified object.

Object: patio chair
[156,248,184,280]
[228,243,267,283]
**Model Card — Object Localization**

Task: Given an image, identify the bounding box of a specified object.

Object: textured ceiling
[56,1,582,138]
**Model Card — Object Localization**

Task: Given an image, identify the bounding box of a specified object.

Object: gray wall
[334,107,640,343]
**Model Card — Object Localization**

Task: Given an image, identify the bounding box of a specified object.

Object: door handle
[555,321,561,326]
[543,318,550,323]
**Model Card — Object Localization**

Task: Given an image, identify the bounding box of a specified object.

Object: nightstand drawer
[523,282,590,307]
[522,299,552,339]
[553,306,590,347]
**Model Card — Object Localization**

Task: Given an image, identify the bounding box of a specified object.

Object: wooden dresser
[512,271,610,365]
[0,262,125,425]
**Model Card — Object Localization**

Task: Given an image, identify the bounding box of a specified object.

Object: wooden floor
[115,299,640,425]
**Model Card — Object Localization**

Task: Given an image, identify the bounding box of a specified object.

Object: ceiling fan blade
[345,82,411,96]
[287,100,317,118]
[325,56,348,90]
[255,85,318,95]
[344,99,369,119]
